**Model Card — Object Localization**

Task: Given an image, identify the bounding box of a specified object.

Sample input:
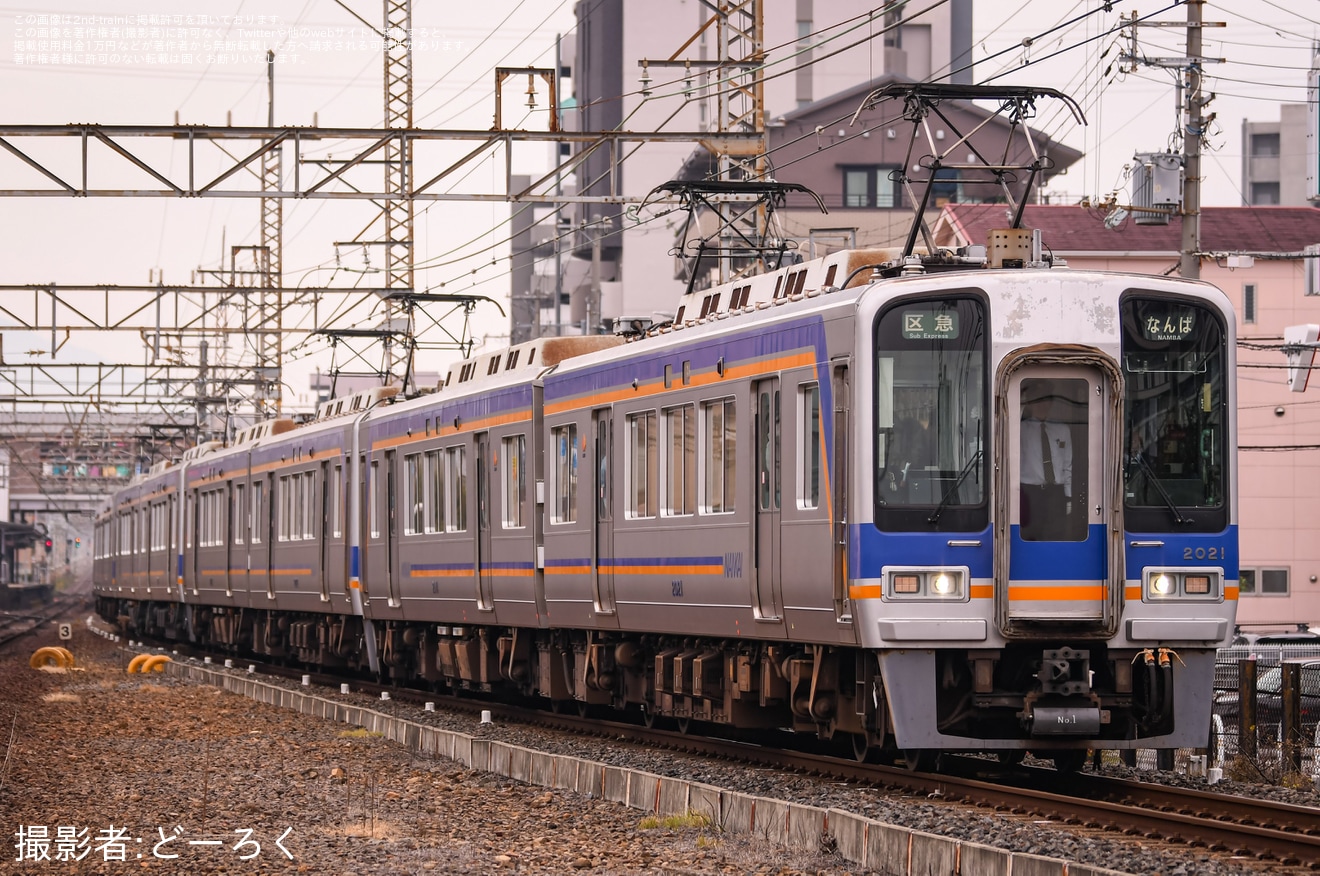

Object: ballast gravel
[3,620,1311,875]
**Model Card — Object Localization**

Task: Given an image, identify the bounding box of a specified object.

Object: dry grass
[638,811,712,831]
[40,692,80,703]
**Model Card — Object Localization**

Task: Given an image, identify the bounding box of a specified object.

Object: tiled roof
[938,204,1320,254]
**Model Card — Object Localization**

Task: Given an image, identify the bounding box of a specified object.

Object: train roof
[127,241,1232,481]
[439,336,624,394]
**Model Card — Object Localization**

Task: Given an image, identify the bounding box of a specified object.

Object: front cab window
[1121,296,1228,533]
[875,295,988,531]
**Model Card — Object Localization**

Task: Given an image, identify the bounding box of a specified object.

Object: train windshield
[874,295,987,530]
[1121,296,1227,532]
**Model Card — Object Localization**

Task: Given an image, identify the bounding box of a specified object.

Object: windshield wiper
[1132,452,1190,525]
[927,450,981,524]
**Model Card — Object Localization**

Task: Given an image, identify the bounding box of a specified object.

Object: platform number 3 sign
[58,623,72,640]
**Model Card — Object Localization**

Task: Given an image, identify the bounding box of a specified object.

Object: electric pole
[1181,0,1205,280]
[1119,2,1222,280]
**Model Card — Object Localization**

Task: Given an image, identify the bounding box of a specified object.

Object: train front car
[852,270,1236,767]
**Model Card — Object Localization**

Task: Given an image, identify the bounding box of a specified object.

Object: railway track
[0,594,84,652]
[133,639,1320,871]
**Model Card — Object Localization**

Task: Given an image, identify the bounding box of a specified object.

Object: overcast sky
[0,1,1311,406]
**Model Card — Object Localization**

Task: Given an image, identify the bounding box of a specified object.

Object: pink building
[935,204,1320,631]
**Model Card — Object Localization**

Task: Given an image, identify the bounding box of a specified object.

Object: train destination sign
[1141,308,1196,341]
[900,309,959,340]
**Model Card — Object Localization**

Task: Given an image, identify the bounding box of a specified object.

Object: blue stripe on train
[851,526,994,579]
[850,524,1237,583]
[1007,524,1107,581]
[1122,526,1238,579]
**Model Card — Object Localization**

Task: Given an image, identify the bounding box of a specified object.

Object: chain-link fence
[1090,646,1320,784]
[1207,646,1320,784]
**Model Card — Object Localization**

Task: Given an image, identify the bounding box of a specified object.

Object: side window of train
[197,494,207,547]
[330,464,343,538]
[626,410,658,519]
[799,383,822,509]
[503,434,527,528]
[251,480,263,545]
[701,398,736,514]
[234,484,245,545]
[551,424,578,524]
[277,475,290,542]
[424,450,445,533]
[369,460,381,538]
[447,445,468,532]
[404,453,424,535]
[663,404,695,517]
[303,471,316,541]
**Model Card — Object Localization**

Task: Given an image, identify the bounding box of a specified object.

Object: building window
[1243,284,1256,324]
[1250,182,1280,205]
[842,166,899,208]
[1239,567,1289,595]
[932,168,962,205]
[1250,132,1280,157]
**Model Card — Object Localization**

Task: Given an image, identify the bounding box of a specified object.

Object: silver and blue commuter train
[94,242,1237,768]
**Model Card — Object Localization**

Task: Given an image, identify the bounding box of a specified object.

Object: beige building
[549,0,973,333]
[1241,103,1309,206]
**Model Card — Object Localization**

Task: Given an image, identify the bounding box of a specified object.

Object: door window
[1019,377,1089,542]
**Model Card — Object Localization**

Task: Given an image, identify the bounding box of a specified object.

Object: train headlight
[1141,568,1222,601]
[884,568,966,601]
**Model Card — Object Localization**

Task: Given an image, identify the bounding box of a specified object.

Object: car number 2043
[1183,546,1225,560]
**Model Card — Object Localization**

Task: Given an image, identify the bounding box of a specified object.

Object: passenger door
[1005,366,1110,623]
[592,410,616,615]
[384,450,400,607]
[753,378,782,621]
[319,460,331,602]
[831,360,852,624]
[476,433,495,611]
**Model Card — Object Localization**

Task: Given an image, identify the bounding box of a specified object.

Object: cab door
[1005,366,1111,623]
